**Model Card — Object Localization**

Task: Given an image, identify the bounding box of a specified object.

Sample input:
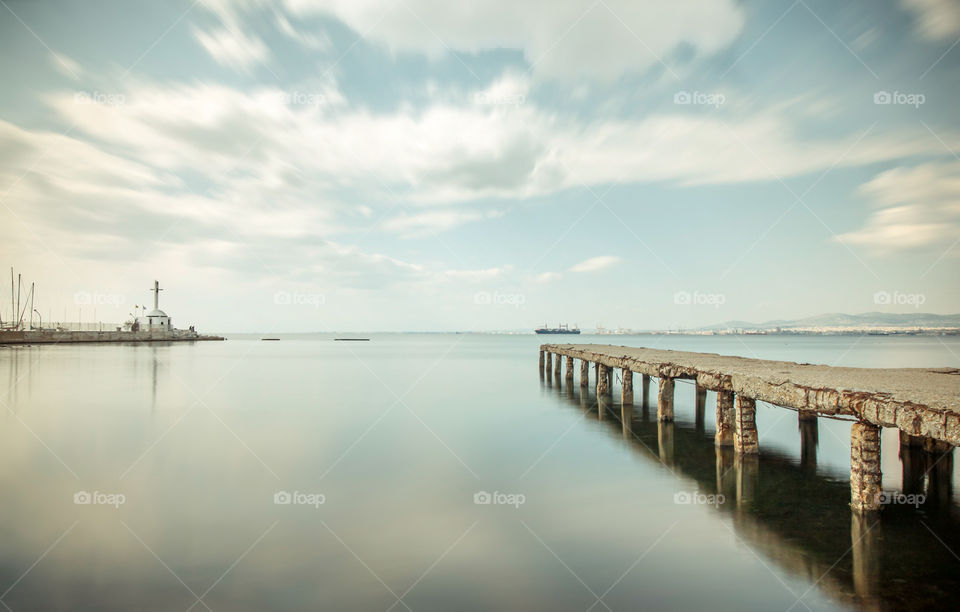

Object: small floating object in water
[261,338,281,341]
[334,338,370,341]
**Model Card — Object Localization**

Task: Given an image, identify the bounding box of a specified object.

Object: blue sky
[0,0,958,332]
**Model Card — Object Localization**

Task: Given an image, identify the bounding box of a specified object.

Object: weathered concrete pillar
[565,356,574,381]
[544,352,552,376]
[851,512,882,605]
[850,422,883,513]
[658,421,675,466]
[900,444,925,496]
[657,377,674,422]
[621,368,633,405]
[799,414,818,472]
[579,359,589,387]
[925,441,954,509]
[694,384,706,429]
[539,350,544,372]
[554,353,562,378]
[597,364,609,395]
[715,390,735,447]
[641,374,650,409]
[899,430,924,447]
[734,395,759,455]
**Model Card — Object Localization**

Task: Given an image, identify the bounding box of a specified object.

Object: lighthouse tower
[137,280,171,331]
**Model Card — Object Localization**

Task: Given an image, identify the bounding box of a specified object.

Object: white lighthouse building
[133,281,171,331]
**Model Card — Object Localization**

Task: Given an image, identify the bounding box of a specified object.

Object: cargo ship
[535,323,580,335]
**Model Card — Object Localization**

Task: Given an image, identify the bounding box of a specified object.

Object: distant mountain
[702,312,960,331]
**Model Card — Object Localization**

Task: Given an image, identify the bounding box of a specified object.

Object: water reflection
[551,380,960,610]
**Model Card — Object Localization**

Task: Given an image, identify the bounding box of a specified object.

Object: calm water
[1,334,959,611]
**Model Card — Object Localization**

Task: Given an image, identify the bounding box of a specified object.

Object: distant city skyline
[1,0,958,332]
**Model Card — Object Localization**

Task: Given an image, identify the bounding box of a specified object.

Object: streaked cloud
[569,256,621,272]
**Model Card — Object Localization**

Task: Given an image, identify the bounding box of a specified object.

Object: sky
[0,0,958,333]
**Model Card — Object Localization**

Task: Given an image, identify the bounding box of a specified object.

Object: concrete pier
[540,342,960,516]
[657,377,674,422]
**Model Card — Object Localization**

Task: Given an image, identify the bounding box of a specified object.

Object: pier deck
[540,343,959,512]
[0,330,225,345]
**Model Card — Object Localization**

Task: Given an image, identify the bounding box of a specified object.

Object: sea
[1,333,958,611]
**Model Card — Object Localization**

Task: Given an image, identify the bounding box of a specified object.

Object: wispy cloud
[569,256,621,273]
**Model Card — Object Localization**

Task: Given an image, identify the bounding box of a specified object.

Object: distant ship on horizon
[535,323,580,335]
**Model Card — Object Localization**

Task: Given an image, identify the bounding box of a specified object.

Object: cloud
[569,256,621,272]
[534,272,562,283]
[837,162,960,252]
[202,0,745,81]
[381,209,502,235]
[901,0,960,41]
[193,25,271,72]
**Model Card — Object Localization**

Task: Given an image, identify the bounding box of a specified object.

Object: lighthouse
[137,280,171,330]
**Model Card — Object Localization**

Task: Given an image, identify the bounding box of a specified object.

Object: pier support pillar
[657,377,674,422]
[554,353,562,378]
[545,352,552,376]
[579,359,589,387]
[539,350,544,372]
[597,364,609,395]
[799,414,819,472]
[734,395,759,455]
[621,369,633,405]
[850,422,883,513]
[641,375,650,409]
[694,384,706,429]
[925,441,955,509]
[715,390,735,447]
[899,430,924,447]
[565,356,574,381]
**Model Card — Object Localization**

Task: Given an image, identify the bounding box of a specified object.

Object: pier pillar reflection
[657,377,674,422]
[799,413,818,473]
[641,374,650,410]
[850,422,883,513]
[715,390,735,447]
[621,401,633,439]
[658,421,675,466]
[851,512,882,607]
[598,393,611,421]
[734,395,759,455]
[715,446,737,505]
[735,454,759,509]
